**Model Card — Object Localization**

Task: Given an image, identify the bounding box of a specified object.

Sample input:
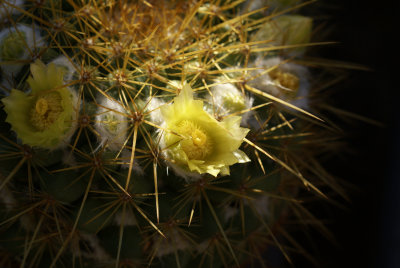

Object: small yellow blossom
[2,60,77,149]
[161,84,250,177]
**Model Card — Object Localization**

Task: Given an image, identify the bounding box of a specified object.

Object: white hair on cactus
[223,204,239,222]
[114,208,138,226]
[250,195,270,217]
[0,24,46,75]
[62,149,78,167]
[0,178,16,211]
[145,96,165,126]
[0,0,24,21]
[249,56,310,110]
[72,233,110,261]
[49,55,77,82]
[183,60,201,76]
[153,228,190,257]
[95,97,128,151]
[120,149,144,175]
[223,195,270,222]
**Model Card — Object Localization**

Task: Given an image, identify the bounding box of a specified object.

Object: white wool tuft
[249,56,310,110]
[94,97,129,151]
[0,24,46,75]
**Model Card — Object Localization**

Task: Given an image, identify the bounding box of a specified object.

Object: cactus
[0,0,345,267]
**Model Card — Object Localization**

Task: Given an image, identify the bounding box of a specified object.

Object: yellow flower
[161,84,250,177]
[2,60,77,149]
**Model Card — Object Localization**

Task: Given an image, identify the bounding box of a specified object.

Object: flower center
[31,92,63,131]
[269,69,299,98]
[176,120,212,160]
[103,113,119,133]
[35,98,49,115]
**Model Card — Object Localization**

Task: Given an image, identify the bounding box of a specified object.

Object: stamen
[30,92,63,131]
[176,120,212,160]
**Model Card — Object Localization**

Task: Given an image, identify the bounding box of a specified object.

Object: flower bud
[252,15,312,55]
[0,24,45,74]
[209,79,254,124]
[95,97,128,151]
[249,56,310,109]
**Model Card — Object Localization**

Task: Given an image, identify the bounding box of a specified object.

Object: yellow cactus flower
[161,84,250,177]
[2,60,77,149]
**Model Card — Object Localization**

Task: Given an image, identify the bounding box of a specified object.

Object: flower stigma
[176,120,212,160]
[30,92,63,131]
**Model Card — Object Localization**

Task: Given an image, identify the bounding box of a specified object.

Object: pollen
[176,120,212,160]
[30,92,63,131]
[269,69,300,97]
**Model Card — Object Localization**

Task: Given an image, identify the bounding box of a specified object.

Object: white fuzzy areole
[153,228,190,257]
[0,175,16,211]
[94,97,128,151]
[72,233,110,261]
[249,56,310,110]
[50,55,77,82]
[113,208,138,226]
[0,24,46,74]
[0,0,25,21]
[209,80,254,126]
[146,96,165,126]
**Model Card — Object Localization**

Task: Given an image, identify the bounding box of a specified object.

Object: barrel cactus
[0,0,345,267]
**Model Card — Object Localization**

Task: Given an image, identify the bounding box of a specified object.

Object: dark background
[292,1,399,267]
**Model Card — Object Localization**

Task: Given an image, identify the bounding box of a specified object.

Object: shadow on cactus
[0,0,348,267]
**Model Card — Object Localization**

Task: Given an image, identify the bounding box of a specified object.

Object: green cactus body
[0,1,345,267]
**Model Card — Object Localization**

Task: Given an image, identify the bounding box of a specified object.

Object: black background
[292,1,399,267]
